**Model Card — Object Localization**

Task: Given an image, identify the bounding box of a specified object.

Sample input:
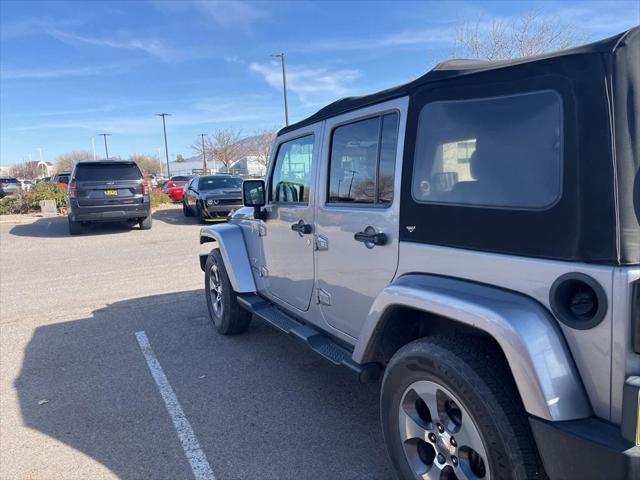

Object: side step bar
[237,293,381,383]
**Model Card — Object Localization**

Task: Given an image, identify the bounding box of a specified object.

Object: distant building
[32,161,54,178]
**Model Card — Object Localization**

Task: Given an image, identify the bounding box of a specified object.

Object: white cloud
[191,0,266,29]
[302,26,452,52]
[249,61,361,106]
[8,95,281,134]
[46,30,183,62]
[0,64,114,80]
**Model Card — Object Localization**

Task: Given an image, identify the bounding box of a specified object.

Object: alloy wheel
[208,262,223,318]
[398,380,490,480]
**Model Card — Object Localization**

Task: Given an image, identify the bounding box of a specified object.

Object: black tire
[68,217,83,235]
[198,204,207,224]
[204,249,251,335]
[381,336,545,480]
[139,215,152,230]
[183,202,192,217]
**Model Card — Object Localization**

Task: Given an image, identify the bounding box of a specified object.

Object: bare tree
[250,129,277,168]
[129,153,162,176]
[191,129,250,173]
[8,162,42,179]
[453,11,584,61]
[55,150,94,173]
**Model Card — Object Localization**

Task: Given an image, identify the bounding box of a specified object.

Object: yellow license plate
[104,189,118,196]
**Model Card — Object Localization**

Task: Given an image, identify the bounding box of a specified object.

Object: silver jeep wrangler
[199,27,639,480]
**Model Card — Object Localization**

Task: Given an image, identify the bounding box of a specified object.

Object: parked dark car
[182,175,243,222]
[0,177,19,198]
[67,160,151,235]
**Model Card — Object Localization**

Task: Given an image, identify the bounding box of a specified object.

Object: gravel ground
[0,206,393,480]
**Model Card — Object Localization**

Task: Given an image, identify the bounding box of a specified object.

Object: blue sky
[1,0,638,166]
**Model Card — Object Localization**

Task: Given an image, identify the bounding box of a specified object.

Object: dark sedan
[182,175,243,223]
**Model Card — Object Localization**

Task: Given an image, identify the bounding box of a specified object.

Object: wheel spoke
[455,413,486,461]
[453,464,474,480]
[399,408,428,441]
[413,386,439,426]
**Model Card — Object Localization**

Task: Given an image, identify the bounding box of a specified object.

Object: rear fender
[199,223,256,293]
[355,274,592,422]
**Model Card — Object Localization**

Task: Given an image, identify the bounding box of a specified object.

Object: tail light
[141,182,150,195]
[69,180,78,199]
[632,281,640,354]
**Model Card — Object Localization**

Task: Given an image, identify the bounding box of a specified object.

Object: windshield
[199,176,242,191]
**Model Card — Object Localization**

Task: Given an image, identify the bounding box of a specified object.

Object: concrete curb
[0,214,61,225]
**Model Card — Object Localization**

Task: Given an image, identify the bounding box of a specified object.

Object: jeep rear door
[315,98,407,338]
[260,125,321,312]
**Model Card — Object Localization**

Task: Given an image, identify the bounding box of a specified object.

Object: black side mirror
[243,179,267,220]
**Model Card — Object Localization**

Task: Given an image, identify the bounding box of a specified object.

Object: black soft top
[279,27,640,265]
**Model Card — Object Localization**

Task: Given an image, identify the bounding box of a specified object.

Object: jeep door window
[270,135,314,203]
[328,112,399,205]
[412,90,562,209]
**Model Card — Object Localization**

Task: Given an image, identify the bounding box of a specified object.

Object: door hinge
[260,266,269,278]
[317,288,331,306]
[258,223,267,237]
[315,234,329,251]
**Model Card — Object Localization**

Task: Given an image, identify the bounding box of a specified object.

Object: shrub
[0,191,29,215]
[27,183,66,209]
[151,190,171,209]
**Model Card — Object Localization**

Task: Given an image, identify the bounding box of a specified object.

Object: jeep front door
[315,100,406,338]
[261,129,319,312]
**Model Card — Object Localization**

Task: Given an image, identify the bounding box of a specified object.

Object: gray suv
[198,28,640,479]
[67,160,151,235]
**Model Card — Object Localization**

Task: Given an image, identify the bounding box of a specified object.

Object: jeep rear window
[74,164,142,181]
[328,112,399,205]
[412,90,562,209]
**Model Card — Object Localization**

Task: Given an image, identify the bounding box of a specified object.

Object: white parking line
[135,331,216,480]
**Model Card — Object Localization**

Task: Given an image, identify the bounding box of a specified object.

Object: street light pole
[91,137,96,160]
[271,52,289,126]
[199,134,207,175]
[99,133,111,159]
[156,113,172,178]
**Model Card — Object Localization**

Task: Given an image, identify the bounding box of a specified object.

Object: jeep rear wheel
[381,336,545,480]
[204,249,251,335]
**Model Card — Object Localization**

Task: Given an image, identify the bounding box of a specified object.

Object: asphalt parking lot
[0,207,393,480]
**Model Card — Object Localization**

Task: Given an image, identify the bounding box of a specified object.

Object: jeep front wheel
[381,336,545,480]
[204,249,251,335]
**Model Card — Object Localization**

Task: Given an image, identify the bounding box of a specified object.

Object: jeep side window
[328,112,399,205]
[412,90,562,209]
[270,135,314,204]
